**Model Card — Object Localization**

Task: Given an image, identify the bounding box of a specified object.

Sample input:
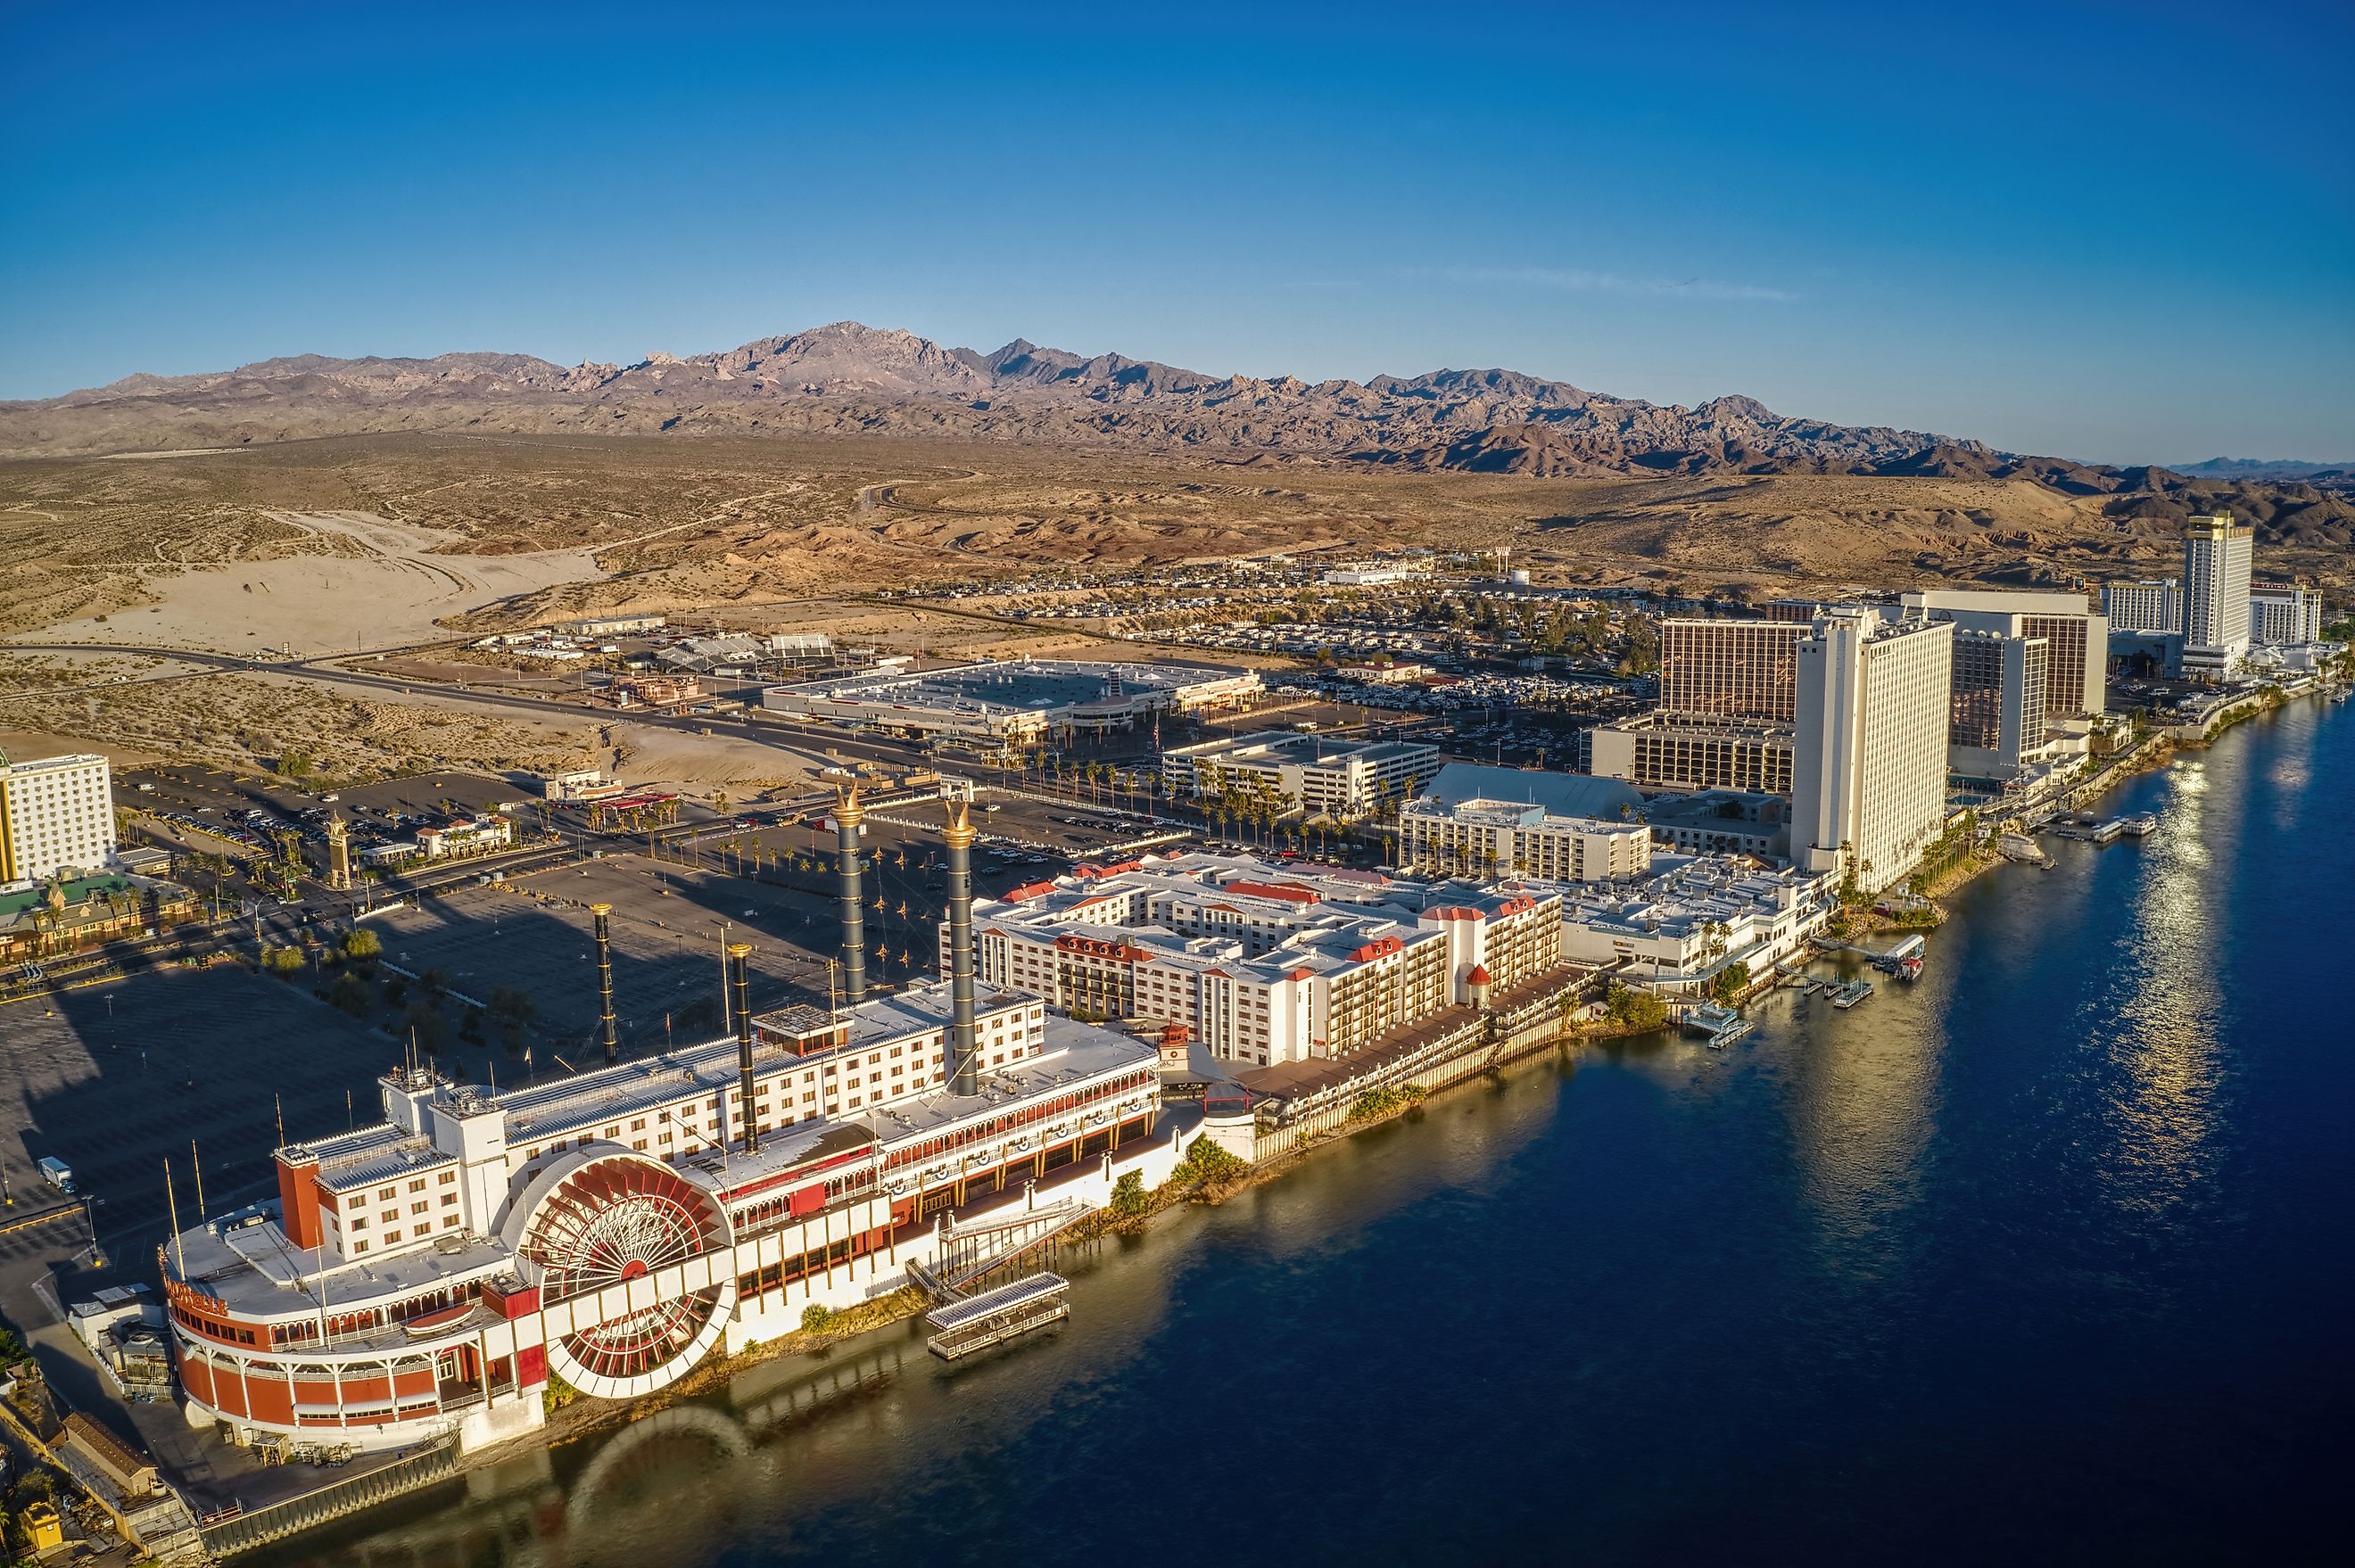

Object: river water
[268,700,2350,1567]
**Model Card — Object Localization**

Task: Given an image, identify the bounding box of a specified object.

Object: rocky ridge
[4,321,2348,549]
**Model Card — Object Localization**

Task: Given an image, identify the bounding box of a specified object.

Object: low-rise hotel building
[961,854,1558,1069]
[1400,795,1651,882]
[1162,731,1441,817]
[1542,855,1839,995]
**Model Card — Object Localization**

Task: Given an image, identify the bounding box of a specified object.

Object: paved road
[6,639,973,778]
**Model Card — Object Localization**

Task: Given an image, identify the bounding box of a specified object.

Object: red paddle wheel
[518,1154,734,1397]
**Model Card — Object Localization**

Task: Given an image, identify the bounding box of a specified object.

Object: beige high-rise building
[1657,620,1806,722]
[0,752,115,887]
[1948,630,2048,778]
[2103,578,2181,636]
[1897,588,2104,718]
[2182,515,2253,679]
[1793,614,1954,893]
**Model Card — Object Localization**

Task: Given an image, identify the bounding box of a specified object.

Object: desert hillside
[3,433,2343,644]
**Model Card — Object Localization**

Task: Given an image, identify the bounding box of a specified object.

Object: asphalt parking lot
[0,965,405,1297]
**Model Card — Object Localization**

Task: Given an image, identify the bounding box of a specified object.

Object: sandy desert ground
[32,508,605,653]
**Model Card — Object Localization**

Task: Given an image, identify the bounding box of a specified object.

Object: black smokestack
[730,942,758,1155]
[834,786,867,1007]
[943,800,979,1095]
[592,903,619,1067]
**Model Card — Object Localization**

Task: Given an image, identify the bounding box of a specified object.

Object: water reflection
[2102,749,2231,1220]
[1779,972,1943,1291]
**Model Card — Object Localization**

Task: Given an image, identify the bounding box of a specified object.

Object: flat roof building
[0,751,114,889]
[1163,730,1441,817]
[1588,713,1795,796]
[1400,795,1652,883]
[2250,584,2323,647]
[765,657,1260,746]
[1545,854,1838,995]
[963,853,1558,1069]
[555,614,665,637]
[1794,612,1954,893]
[1897,588,2105,718]
[2103,578,2181,637]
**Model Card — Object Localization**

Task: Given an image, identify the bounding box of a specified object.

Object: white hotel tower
[1792,611,1955,895]
[2182,515,2254,680]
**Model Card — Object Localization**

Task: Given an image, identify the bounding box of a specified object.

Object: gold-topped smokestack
[729,942,758,1155]
[591,903,619,1066]
[833,784,867,1007]
[943,798,979,1095]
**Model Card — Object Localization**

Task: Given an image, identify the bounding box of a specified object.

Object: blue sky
[4,1,2350,463]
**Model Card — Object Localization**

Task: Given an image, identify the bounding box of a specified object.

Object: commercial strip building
[1792,612,1955,892]
[415,815,516,860]
[0,870,198,961]
[962,853,1559,1069]
[554,615,666,638]
[764,656,1260,746]
[1321,561,1433,587]
[530,769,627,803]
[0,751,116,889]
[1162,730,1441,818]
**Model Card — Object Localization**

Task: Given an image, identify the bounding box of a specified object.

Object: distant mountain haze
[2169,457,2354,483]
[3,321,2347,548]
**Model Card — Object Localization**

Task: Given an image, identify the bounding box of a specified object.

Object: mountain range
[3,321,2348,548]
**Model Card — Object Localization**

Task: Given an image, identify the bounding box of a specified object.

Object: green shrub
[1172,1135,1249,1185]
[1346,1084,1425,1122]
[800,1304,837,1334]
[328,972,371,1017]
[1604,981,1668,1030]
[342,928,382,961]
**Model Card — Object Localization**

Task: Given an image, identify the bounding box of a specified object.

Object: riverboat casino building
[162,800,1166,1451]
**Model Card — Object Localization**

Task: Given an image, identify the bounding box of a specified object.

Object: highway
[4,639,957,776]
